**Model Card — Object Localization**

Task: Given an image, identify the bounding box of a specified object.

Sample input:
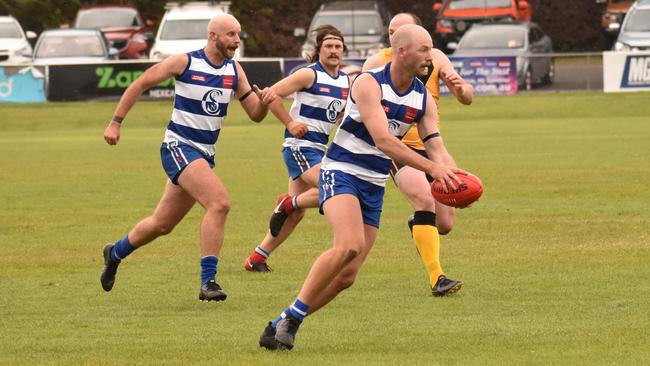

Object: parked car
[614,0,650,51]
[30,29,119,64]
[297,1,391,59]
[0,15,36,64]
[596,0,635,35]
[449,22,553,91]
[66,5,154,59]
[150,1,242,61]
[433,0,532,50]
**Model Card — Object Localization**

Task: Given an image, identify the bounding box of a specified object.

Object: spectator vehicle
[30,29,119,64]
[0,15,36,64]
[150,1,243,61]
[433,0,532,50]
[66,5,154,59]
[596,0,635,35]
[449,22,553,91]
[613,0,650,51]
[297,1,390,59]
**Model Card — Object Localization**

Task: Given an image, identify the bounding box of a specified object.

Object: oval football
[430,172,483,208]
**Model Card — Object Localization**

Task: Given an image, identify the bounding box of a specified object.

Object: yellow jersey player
[362,13,474,296]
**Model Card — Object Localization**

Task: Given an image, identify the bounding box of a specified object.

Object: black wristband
[421,132,440,143]
[238,88,254,101]
[112,115,124,124]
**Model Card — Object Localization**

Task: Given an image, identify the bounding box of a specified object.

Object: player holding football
[100,14,277,301]
[243,25,350,272]
[259,24,466,351]
[362,13,474,296]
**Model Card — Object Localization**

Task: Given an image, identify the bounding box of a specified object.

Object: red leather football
[431,172,483,208]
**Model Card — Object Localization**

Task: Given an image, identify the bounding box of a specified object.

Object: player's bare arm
[418,92,457,168]
[362,54,383,72]
[434,49,474,105]
[104,54,188,145]
[266,68,315,137]
[235,61,278,122]
[354,74,461,190]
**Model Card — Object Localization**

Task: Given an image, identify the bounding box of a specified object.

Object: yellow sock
[412,222,443,287]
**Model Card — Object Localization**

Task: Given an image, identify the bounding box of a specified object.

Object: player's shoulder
[431,48,450,62]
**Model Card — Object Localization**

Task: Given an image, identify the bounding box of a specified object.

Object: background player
[100,14,276,301]
[363,13,474,296]
[243,25,349,272]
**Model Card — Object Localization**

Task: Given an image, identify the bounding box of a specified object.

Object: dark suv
[299,1,391,59]
[68,5,154,59]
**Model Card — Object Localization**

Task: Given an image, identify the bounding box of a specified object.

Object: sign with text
[47,59,283,101]
[444,56,518,95]
[603,51,650,92]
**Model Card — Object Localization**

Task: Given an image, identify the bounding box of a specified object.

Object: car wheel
[541,59,555,85]
[524,67,533,91]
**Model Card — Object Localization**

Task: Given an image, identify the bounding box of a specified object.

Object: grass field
[1,92,649,365]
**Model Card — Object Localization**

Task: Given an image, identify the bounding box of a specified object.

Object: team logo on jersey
[319,86,331,93]
[326,100,343,122]
[341,88,349,100]
[202,89,223,115]
[388,120,400,133]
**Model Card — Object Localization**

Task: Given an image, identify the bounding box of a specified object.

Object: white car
[31,29,119,65]
[0,15,36,64]
[150,1,243,61]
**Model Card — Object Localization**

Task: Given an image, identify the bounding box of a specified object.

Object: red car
[66,5,154,59]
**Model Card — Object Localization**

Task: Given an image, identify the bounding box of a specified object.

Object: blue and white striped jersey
[321,63,427,187]
[163,49,238,157]
[284,61,349,152]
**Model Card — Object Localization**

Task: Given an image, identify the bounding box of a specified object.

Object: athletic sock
[281,195,297,214]
[111,235,137,262]
[250,246,270,262]
[200,255,218,285]
[288,298,309,322]
[411,211,444,287]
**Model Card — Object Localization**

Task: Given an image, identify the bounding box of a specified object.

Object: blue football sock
[200,256,218,284]
[288,298,309,322]
[111,235,136,262]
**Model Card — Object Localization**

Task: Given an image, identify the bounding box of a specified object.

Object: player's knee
[333,245,360,263]
[207,196,231,216]
[409,191,435,209]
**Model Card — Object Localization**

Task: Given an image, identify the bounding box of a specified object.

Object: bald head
[389,13,420,38]
[391,24,432,50]
[207,13,240,35]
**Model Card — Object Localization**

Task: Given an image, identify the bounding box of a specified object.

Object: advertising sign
[0,66,46,103]
[603,51,650,92]
[47,59,284,101]
[283,56,517,95]
[445,56,518,95]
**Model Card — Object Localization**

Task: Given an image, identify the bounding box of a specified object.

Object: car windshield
[0,22,22,38]
[76,8,140,28]
[36,35,105,57]
[311,14,382,36]
[160,19,210,40]
[624,9,650,32]
[449,0,512,10]
[460,28,525,49]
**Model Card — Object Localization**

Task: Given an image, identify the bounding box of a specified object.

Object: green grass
[1,92,649,365]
